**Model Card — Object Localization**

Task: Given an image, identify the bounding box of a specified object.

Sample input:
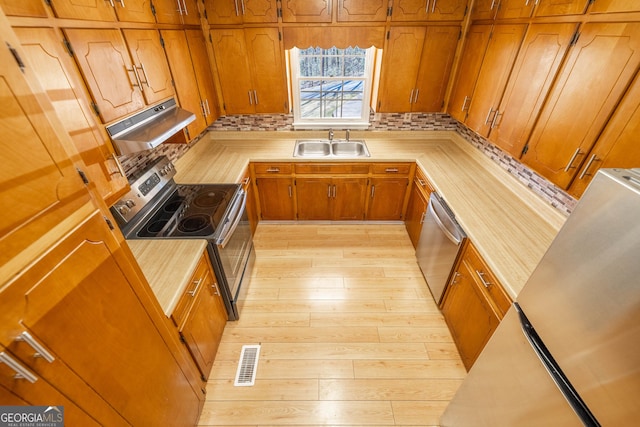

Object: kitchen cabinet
[378,25,460,113]
[15,26,129,206]
[366,163,414,220]
[337,0,388,22]
[211,27,288,114]
[534,0,590,17]
[488,23,577,158]
[280,0,332,22]
[205,0,278,24]
[471,0,535,20]
[568,71,640,198]
[589,0,640,13]
[441,241,511,370]
[155,0,201,25]
[186,30,220,126]
[521,22,640,189]
[463,24,526,137]
[404,167,434,249]
[391,0,468,21]
[172,252,227,380]
[0,0,47,17]
[48,0,155,22]
[253,163,296,220]
[64,28,174,123]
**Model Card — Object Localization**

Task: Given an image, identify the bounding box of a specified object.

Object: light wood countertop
[174,130,567,298]
[127,239,208,316]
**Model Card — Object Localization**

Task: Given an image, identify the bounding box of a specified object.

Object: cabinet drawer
[464,243,512,317]
[414,167,434,195]
[295,163,370,174]
[371,163,413,175]
[253,163,293,175]
[172,254,211,328]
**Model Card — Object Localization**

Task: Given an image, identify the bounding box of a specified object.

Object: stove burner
[178,214,210,233]
[163,200,184,213]
[147,220,168,234]
[194,191,225,208]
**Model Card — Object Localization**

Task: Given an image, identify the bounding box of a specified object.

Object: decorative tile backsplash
[118,112,577,215]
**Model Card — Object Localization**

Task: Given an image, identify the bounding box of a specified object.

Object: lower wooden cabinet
[297,177,368,220]
[172,252,227,381]
[441,241,512,371]
[404,168,434,248]
[366,163,414,220]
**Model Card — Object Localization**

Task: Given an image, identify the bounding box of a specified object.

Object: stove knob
[117,205,130,216]
[125,199,136,208]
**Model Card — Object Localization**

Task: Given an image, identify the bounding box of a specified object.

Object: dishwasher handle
[427,193,464,245]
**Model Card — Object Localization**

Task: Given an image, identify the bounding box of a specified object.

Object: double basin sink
[293,139,371,158]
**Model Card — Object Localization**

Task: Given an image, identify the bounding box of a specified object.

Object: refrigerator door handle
[514,303,601,427]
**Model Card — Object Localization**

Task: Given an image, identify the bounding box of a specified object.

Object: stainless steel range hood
[107,98,195,155]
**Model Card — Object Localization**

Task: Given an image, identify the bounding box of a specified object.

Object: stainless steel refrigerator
[441,168,640,426]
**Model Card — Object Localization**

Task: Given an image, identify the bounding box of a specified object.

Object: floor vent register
[234,344,260,386]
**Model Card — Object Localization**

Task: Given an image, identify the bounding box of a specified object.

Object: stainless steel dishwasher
[416,192,467,303]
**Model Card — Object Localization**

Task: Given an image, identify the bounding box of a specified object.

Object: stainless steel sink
[293,139,370,158]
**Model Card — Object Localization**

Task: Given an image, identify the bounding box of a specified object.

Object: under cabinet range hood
[107,98,195,155]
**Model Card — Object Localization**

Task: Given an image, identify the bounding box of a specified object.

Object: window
[290,46,375,129]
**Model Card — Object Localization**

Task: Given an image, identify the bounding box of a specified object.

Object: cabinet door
[414,25,460,112]
[392,0,428,21]
[211,29,254,114]
[471,0,498,20]
[569,72,640,197]
[64,28,145,123]
[256,177,296,220]
[297,178,333,220]
[465,24,526,137]
[429,0,467,20]
[16,27,129,206]
[534,0,590,16]
[404,180,429,249]
[245,27,288,113]
[589,0,640,13]
[243,0,278,23]
[488,23,577,158]
[338,0,388,22]
[113,0,155,23]
[367,177,409,220]
[447,25,492,122]
[204,0,243,24]
[333,177,367,220]
[378,26,427,112]
[156,0,201,24]
[0,0,47,17]
[522,23,640,189]
[496,0,535,19]
[48,0,117,21]
[186,30,220,125]
[281,0,332,22]
[122,29,174,106]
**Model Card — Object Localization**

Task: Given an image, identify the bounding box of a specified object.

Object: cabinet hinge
[386,30,390,40]
[90,102,100,117]
[464,4,468,16]
[209,33,213,43]
[62,37,74,57]
[570,30,580,46]
[458,29,462,40]
[278,31,282,41]
[104,217,115,230]
[387,6,392,16]
[159,35,165,48]
[185,127,191,141]
[150,2,156,16]
[77,168,90,185]
[277,7,282,18]
[179,333,186,343]
[521,143,529,156]
[44,0,52,6]
[7,44,26,73]
[201,387,207,395]
[204,8,208,20]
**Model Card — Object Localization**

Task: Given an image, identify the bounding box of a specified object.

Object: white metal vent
[234,345,260,386]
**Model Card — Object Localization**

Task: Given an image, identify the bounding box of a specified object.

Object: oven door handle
[216,189,247,248]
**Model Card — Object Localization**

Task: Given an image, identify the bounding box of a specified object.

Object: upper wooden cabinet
[471,0,534,20]
[338,0,388,22]
[205,0,278,24]
[391,0,468,21]
[533,0,590,17]
[64,28,174,123]
[521,22,640,189]
[589,0,640,13]
[488,23,577,158]
[378,25,460,112]
[186,30,220,125]
[211,27,287,114]
[155,0,201,25]
[0,0,47,17]
[48,0,155,22]
[281,0,332,22]
[15,27,129,206]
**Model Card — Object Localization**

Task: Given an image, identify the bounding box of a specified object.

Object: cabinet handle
[564,148,583,172]
[137,63,150,87]
[413,88,420,103]
[420,211,426,224]
[451,272,461,285]
[233,0,239,16]
[240,0,246,15]
[254,90,259,105]
[475,270,491,288]
[188,278,202,297]
[200,100,207,116]
[491,110,502,129]
[490,0,497,10]
[212,282,220,296]
[204,99,211,116]
[107,0,115,7]
[117,0,125,7]
[370,185,375,198]
[484,107,497,125]
[425,0,430,13]
[110,153,126,177]
[461,95,470,111]
[431,0,437,13]
[176,0,183,14]
[182,0,189,15]
[288,185,292,198]
[385,168,399,173]
[16,332,55,363]
[266,167,280,173]
[578,154,599,180]
[126,65,142,88]
[409,89,414,104]
[0,352,38,383]
[327,184,332,198]
[332,185,336,198]
[242,177,250,185]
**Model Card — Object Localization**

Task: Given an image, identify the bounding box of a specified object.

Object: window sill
[293,121,370,130]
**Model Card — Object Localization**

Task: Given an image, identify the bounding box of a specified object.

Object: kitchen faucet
[328,129,334,142]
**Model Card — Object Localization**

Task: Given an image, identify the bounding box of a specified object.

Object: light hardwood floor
[197,223,465,426]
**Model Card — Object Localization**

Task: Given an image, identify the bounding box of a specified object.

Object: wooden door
[589,0,640,13]
[338,0,388,22]
[243,0,278,23]
[465,24,527,137]
[0,0,47,17]
[488,23,577,158]
[569,72,640,197]
[496,0,536,19]
[64,28,145,122]
[48,0,117,21]
[161,30,208,140]
[534,0,590,16]
[429,0,467,20]
[186,30,220,124]
[256,177,296,220]
[367,177,409,220]
[154,0,183,24]
[16,27,129,206]
[447,25,492,122]
[122,29,174,106]
[522,23,640,189]
[378,26,426,112]
[113,0,155,23]
[414,25,460,112]
[0,37,92,270]
[245,27,288,113]
[391,0,428,21]
[181,0,202,24]
[1,212,203,426]
[470,0,498,20]
[211,29,254,114]
[281,0,332,22]
[333,177,367,220]
[204,0,242,24]
[296,178,333,220]
[404,180,428,249]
